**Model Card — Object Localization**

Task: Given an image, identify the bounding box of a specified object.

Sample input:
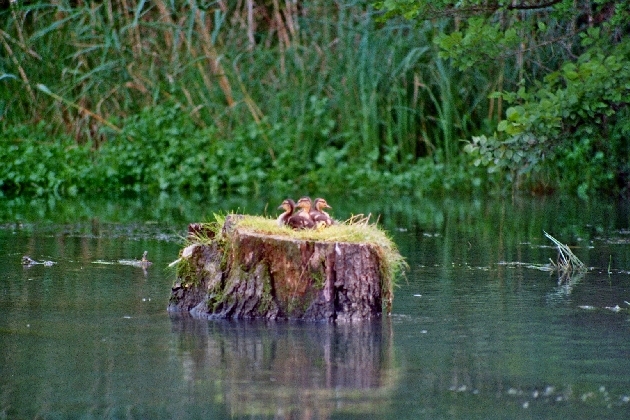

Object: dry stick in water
[544,231,586,282]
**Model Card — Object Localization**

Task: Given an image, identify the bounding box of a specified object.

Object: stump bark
[168,217,387,322]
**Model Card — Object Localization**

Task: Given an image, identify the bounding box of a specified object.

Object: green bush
[94,105,270,196]
[0,123,94,196]
[464,32,630,196]
[0,103,488,199]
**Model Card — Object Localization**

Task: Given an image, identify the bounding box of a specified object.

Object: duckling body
[310,197,334,226]
[295,197,316,229]
[278,198,314,229]
[277,199,296,227]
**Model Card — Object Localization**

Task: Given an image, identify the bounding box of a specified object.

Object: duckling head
[313,198,332,211]
[296,196,313,212]
[278,198,296,212]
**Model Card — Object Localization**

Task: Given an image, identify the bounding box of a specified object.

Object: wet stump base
[168,217,388,322]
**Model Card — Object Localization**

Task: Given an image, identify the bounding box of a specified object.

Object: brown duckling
[310,197,334,226]
[278,198,315,229]
[277,198,296,227]
[295,197,317,227]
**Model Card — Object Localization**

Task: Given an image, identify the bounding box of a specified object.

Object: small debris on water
[497,260,555,272]
[469,383,629,408]
[21,256,56,267]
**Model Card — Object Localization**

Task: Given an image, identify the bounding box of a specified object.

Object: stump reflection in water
[169,317,397,417]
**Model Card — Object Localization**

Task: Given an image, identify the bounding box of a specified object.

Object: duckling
[278,198,314,229]
[277,198,297,227]
[295,197,317,228]
[310,197,334,226]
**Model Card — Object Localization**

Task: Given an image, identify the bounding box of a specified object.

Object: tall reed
[1,0,495,166]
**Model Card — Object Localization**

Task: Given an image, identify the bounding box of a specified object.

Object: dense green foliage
[466,31,630,197]
[0,123,92,196]
[378,0,630,197]
[2,0,629,198]
[1,103,489,198]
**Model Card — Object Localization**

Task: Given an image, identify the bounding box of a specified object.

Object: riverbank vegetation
[1,1,628,199]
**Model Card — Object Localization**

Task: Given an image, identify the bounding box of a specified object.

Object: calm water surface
[2,195,630,419]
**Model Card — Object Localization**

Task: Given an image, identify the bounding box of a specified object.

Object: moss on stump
[168,215,403,322]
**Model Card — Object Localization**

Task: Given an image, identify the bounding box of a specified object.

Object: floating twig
[544,231,586,284]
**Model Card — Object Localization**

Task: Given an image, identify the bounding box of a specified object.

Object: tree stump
[168,216,391,322]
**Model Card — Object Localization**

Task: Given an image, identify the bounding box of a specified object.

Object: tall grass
[1,0,495,166]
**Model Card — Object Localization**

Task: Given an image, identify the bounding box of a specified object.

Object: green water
[2,195,630,419]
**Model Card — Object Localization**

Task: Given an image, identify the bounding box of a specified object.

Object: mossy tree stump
[168,215,398,322]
